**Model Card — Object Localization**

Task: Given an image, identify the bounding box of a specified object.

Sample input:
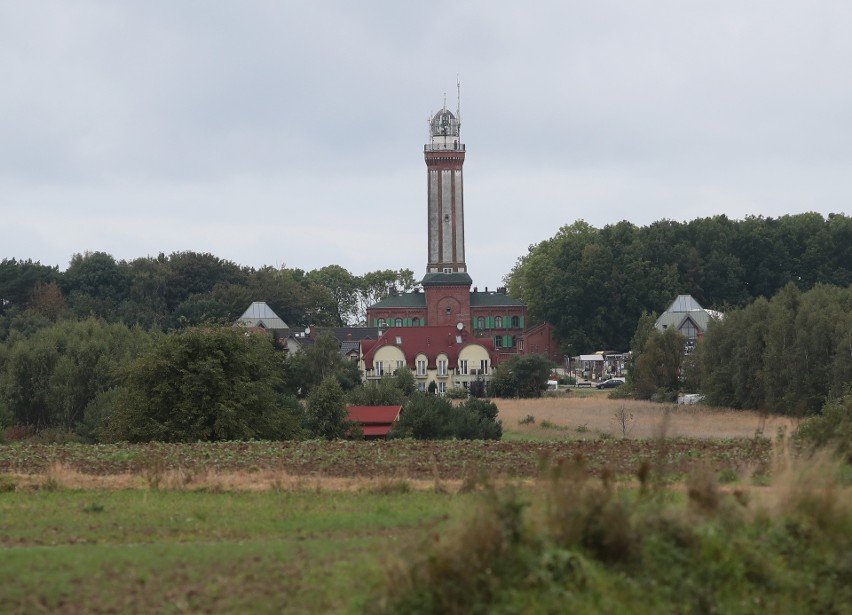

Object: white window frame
[375,361,384,377]
[459,359,468,375]
[416,359,427,376]
[437,359,448,377]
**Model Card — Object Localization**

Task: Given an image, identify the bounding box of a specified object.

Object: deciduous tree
[101,327,297,442]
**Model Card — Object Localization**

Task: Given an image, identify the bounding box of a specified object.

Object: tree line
[0,251,416,338]
[507,212,851,353]
[627,283,852,418]
[0,320,504,443]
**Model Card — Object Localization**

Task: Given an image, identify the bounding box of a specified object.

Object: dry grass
[5,464,466,493]
[498,392,798,439]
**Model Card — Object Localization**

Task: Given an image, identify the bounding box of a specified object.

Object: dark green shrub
[29,428,81,444]
[389,395,501,440]
[444,387,468,400]
[348,377,406,406]
[304,376,355,440]
[488,354,554,398]
[796,392,852,458]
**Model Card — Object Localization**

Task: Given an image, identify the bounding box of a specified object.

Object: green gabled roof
[369,293,427,309]
[421,272,473,286]
[470,292,526,307]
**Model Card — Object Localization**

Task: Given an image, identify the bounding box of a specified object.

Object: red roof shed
[346,405,403,439]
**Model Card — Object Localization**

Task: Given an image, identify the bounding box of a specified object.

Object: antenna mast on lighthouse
[456,75,461,121]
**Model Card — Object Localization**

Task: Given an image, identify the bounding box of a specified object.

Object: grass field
[0,487,474,613]
[0,397,846,613]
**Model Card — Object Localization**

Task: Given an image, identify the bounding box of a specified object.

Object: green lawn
[0,488,472,614]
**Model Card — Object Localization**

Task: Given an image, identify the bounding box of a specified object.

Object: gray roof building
[235,302,289,331]
[654,294,718,342]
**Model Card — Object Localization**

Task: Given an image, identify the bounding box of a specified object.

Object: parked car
[596,377,625,389]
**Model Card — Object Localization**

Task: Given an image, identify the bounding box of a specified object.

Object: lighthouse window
[444,214,450,222]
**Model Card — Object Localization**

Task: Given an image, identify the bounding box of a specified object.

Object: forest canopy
[506,213,851,353]
[0,252,415,337]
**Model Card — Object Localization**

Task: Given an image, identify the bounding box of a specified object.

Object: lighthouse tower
[425,100,466,274]
[422,93,472,329]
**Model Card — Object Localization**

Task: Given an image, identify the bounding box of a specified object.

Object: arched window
[412,317,420,326]
[477,317,485,330]
[377,318,386,327]
[495,316,503,328]
[395,318,403,327]
[511,316,520,328]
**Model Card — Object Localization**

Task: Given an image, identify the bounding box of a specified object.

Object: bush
[375,455,852,614]
[607,383,634,400]
[348,377,407,407]
[488,354,554,398]
[389,395,502,440]
[444,387,468,400]
[28,428,82,444]
[650,388,678,403]
[796,392,852,458]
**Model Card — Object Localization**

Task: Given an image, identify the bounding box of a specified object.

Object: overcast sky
[2,2,850,288]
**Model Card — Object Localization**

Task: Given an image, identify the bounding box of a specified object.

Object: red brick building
[365,97,559,364]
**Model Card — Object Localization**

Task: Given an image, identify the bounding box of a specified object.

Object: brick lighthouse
[425,98,466,275]
[363,94,559,365]
[422,94,473,329]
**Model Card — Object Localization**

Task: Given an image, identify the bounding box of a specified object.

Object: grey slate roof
[340,340,360,356]
[368,293,427,309]
[421,272,474,286]
[655,295,714,333]
[655,311,712,333]
[235,302,289,330]
[665,295,705,313]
